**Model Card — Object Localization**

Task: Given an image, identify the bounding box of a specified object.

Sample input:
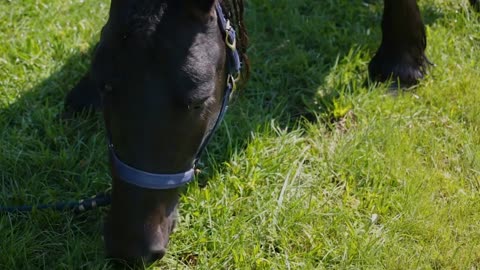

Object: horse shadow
[0,49,112,266]
[1,47,110,197]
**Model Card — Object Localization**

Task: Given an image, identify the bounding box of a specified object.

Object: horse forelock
[125,0,169,37]
[120,0,249,84]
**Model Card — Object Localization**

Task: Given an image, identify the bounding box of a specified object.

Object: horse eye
[187,97,209,111]
[191,104,203,110]
[98,83,113,95]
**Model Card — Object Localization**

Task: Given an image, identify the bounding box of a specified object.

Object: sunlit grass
[1,0,479,269]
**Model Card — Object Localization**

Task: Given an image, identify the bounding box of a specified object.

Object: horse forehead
[184,33,222,74]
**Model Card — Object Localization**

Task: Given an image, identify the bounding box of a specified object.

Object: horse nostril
[148,248,166,262]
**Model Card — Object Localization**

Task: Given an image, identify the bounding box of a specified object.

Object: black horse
[66,0,248,264]
[64,0,478,264]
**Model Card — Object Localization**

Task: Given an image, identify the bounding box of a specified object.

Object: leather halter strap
[108,3,241,189]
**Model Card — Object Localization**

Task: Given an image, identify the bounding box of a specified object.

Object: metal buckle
[227,74,238,95]
[225,20,236,51]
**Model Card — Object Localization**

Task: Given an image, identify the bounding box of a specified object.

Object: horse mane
[220,0,250,86]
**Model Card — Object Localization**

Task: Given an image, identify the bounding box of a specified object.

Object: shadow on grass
[198,0,444,182]
[0,0,447,203]
[0,51,111,268]
[0,0,446,267]
[0,0,450,195]
[0,48,107,201]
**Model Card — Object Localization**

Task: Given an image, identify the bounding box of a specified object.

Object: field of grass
[1,0,479,269]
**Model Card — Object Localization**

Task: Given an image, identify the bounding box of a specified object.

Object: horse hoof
[368,52,432,88]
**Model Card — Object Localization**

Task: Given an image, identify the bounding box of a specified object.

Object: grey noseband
[109,145,195,189]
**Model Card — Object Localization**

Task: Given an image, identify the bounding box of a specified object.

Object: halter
[108,3,242,190]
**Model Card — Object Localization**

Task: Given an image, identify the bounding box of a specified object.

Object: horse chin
[103,176,179,264]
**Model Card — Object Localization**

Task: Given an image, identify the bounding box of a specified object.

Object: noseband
[107,3,242,189]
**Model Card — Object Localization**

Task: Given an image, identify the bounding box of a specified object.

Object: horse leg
[369,0,430,87]
[63,71,102,117]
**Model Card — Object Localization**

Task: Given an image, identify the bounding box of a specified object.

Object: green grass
[1,0,479,269]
